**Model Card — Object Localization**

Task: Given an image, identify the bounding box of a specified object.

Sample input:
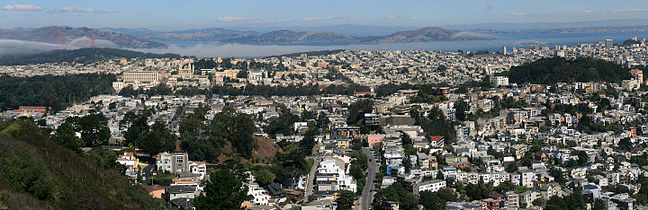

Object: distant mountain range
[0,25,492,47]
[121,26,493,45]
[3,20,647,48]
[0,26,166,49]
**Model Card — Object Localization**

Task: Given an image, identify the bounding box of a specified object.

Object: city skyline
[2,0,648,30]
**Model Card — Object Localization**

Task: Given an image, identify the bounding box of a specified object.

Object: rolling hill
[0,26,166,49]
[103,26,492,45]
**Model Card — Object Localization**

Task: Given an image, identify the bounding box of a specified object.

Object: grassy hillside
[502,57,632,84]
[0,119,170,210]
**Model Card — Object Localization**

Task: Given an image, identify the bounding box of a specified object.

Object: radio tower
[57,33,63,45]
[91,32,96,48]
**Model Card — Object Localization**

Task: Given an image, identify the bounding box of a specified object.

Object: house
[430,136,445,148]
[164,185,199,203]
[505,191,519,208]
[266,183,286,198]
[446,155,470,168]
[116,152,147,171]
[413,179,446,195]
[189,161,207,180]
[519,190,541,207]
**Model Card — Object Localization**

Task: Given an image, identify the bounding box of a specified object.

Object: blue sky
[2,0,648,30]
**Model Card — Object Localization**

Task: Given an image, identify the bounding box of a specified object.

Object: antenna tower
[57,33,63,45]
[91,33,96,48]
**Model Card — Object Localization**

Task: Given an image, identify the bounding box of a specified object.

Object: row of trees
[211,83,370,97]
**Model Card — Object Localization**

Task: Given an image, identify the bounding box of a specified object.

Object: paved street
[141,164,154,186]
[304,156,321,201]
[360,147,377,210]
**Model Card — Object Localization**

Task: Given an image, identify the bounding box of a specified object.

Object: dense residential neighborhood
[1,38,648,210]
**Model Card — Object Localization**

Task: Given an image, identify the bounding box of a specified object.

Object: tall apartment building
[156,152,190,174]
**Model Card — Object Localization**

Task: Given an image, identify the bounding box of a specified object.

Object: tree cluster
[54,114,111,150]
[503,57,632,84]
[180,106,257,161]
[0,73,116,112]
[0,48,180,66]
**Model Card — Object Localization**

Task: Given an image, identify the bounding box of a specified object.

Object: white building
[189,161,207,180]
[490,76,509,87]
[414,179,447,194]
[246,173,272,206]
[314,156,357,199]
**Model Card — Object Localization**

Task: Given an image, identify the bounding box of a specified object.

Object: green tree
[618,138,633,152]
[65,114,111,147]
[532,197,546,206]
[120,110,152,147]
[372,183,418,210]
[336,190,357,210]
[420,188,456,210]
[403,156,412,174]
[455,99,469,121]
[347,99,373,126]
[140,121,176,156]
[265,108,299,138]
[52,121,83,152]
[506,162,519,173]
[252,169,275,187]
[593,198,607,210]
[210,107,256,158]
[194,168,248,210]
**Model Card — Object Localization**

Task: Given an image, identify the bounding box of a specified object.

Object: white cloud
[304,16,333,21]
[384,16,398,19]
[584,9,593,13]
[3,4,43,11]
[303,15,355,21]
[613,9,648,13]
[486,2,494,10]
[508,12,525,16]
[218,16,250,22]
[411,17,418,20]
[217,16,291,23]
[50,7,115,14]
[252,18,291,23]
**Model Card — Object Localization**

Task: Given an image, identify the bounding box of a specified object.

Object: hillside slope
[0,119,170,210]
